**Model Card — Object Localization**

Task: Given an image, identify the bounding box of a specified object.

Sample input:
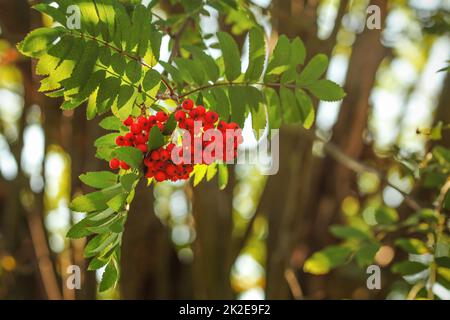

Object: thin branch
[298,128,423,212]
[26,209,63,300]
[284,268,304,300]
[168,18,192,63]
[178,81,296,99]
[435,177,450,213]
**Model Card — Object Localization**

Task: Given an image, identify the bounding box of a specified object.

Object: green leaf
[109,215,127,233]
[280,87,300,124]
[79,171,118,189]
[88,257,109,271]
[435,257,450,269]
[160,61,184,88]
[117,85,136,110]
[355,243,380,267]
[330,226,371,241]
[120,173,139,192]
[194,165,208,187]
[95,133,120,148]
[265,35,290,77]
[217,32,241,81]
[245,27,266,82]
[125,60,142,83]
[70,184,122,213]
[395,238,429,254]
[228,86,247,127]
[88,207,115,222]
[96,76,121,114]
[295,89,315,129]
[86,213,122,234]
[252,102,267,138]
[142,69,161,91]
[18,27,63,57]
[107,193,127,212]
[290,37,306,66]
[62,40,99,91]
[211,88,231,120]
[147,126,165,151]
[70,191,109,213]
[297,54,328,86]
[184,45,220,82]
[113,147,143,169]
[99,116,123,131]
[392,261,428,276]
[67,218,92,239]
[111,53,127,75]
[375,207,399,225]
[163,113,177,135]
[218,163,229,190]
[85,233,118,258]
[265,88,282,130]
[99,260,118,292]
[127,4,149,54]
[305,79,346,102]
[175,58,206,86]
[206,163,218,181]
[304,246,352,275]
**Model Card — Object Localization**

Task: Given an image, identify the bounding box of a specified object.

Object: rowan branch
[299,128,423,212]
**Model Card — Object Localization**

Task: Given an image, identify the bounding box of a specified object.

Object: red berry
[179,120,187,129]
[155,171,167,182]
[205,111,219,124]
[196,105,206,116]
[109,158,120,169]
[151,150,160,161]
[137,144,148,153]
[154,161,165,171]
[166,164,177,177]
[138,116,150,131]
[123,116,133,127]
[185,118,194,129]
[148,115,157,125]
[160,149,170,161]
[144,157,153,167]
[135,133,147,145]
[218,121,228,131]
[115,136,125,146]
[167,143,176,152]
[228,122,239,130]
[156,122,164,131]
[120,161,130,170]
[131,123,142,134]
[182,99,194,110]
[175,110,186,122]
[156,111,168,122]
[189,108,199,119]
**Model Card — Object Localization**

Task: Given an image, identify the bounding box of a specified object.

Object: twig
[26,209,63,300]
[298,128,423,212]
[284,268,303,300]
[168,18,192,63]
[178,81,301,99]
[428,177,450,299]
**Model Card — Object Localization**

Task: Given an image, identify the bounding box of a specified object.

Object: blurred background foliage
[0,0,449,300]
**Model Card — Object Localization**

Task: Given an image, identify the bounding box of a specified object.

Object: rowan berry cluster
[108,99,243,183]
[173,99,243,165]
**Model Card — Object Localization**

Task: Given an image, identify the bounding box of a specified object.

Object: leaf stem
[178,81,299,99]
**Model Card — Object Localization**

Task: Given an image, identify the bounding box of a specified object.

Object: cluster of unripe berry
[109,99,243,182]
